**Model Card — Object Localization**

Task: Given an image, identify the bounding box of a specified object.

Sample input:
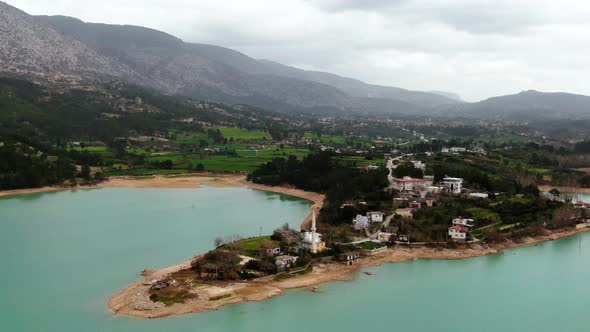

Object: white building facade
[442,177,463,194]
[448,226,468,240]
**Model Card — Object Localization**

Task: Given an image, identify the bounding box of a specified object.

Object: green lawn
[234,236,282,256]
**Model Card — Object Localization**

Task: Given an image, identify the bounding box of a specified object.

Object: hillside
[452,90,590,120]
[0,3,144,83]
[0,2,459,116]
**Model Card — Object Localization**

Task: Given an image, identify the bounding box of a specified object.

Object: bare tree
[213,237,224,248]
[553,206,582,228]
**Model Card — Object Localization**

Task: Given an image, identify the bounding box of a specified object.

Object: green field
[143,148,309,173]
[217,127,271,141]
[302,132,372,148]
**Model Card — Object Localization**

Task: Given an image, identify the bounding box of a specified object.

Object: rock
[149,280,170,291]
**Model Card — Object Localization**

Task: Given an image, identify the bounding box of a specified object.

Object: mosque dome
[302,231,322,244]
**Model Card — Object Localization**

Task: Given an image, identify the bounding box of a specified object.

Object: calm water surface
[1,187,590,332]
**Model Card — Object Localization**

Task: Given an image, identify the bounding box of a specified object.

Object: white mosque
[301,210,326,254]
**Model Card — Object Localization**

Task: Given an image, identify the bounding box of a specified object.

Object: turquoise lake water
[1,187,590,332]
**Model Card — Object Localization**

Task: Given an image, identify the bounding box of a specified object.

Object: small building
[448,226,468,241]
[442,147,467,154]
[260,246,282,256]
[442,177,463,194]
[452,217,474,227]
[412,160,426,170]
[199,263,224,279]
[353,215,369,230]
[409,201,422,210]
[368,211,385,223]
[337,252,361,265]
[427,186,443,194]
[469,193,489,199]
[275,255,298,271]
[393,197,408,207]
[376,232,394,242]
[392,176,434,192]
[396,234,409,242]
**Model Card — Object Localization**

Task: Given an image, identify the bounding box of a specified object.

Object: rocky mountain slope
[0,3,146,83]
[0,1,460,115]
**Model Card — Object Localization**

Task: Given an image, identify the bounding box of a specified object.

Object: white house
[412,160,426,170]
[452,217,474,227]
[442,177,463,194]
[368,211,385,223]
[275,255,298,271]
[442,147,467,154]
[353,215,369,230]
[448,225,468,241]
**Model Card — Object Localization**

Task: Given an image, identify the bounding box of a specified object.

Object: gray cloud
[5,0,590,101]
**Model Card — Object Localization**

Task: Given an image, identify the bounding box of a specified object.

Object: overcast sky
[7,0,590,101]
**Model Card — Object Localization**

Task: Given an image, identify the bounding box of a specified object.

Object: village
[143,147,590,309]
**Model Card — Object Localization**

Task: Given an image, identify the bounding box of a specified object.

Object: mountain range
[1,1,589,120]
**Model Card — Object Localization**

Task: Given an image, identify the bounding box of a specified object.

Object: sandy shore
[0,173,243,198]
[0,174,325,230]
[108,225,590,319]
[539,185,590,194]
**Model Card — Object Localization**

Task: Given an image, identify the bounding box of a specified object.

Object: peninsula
[108,216,590,319]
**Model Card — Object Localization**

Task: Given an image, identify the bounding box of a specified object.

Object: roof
[443,177,463,181]
[449,225,468,232]
[393,177,432,183]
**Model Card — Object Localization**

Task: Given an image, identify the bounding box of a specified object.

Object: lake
[1,187,590,332]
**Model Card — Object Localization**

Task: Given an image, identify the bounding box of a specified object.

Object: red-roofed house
[448,225,468,241]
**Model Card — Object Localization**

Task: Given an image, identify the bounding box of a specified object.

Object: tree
[94,171,105,182]
[214,237,224,248]
[552,206,581,228]
[160,160,174,170]
[195,163,205,172]
[79,164,91,180]
[393,161,423,178]
[549,188,561,198]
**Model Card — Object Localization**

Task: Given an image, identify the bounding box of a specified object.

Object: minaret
[311,210,317,254]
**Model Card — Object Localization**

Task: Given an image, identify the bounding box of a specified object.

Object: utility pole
[259,226,262,237]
